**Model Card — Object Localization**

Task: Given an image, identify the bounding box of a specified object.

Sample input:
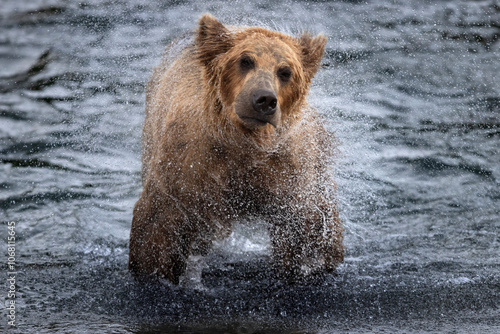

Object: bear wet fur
[129,14,344,284]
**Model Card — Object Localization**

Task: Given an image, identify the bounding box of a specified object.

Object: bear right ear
[196,14,233,68]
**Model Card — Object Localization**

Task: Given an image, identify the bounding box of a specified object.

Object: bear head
[196,14,327,133]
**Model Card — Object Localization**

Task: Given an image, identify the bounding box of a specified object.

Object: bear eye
[277,67,292,83]
[239,55,255,71]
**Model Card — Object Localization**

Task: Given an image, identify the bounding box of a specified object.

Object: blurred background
[1,0,499,333]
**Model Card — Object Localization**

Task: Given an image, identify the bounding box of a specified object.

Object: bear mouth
[240,116,277,129]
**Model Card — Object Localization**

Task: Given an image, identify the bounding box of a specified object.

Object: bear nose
[252,89,277,116]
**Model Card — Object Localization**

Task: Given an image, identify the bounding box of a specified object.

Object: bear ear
[196,14,233,68]
[298,33,327,80]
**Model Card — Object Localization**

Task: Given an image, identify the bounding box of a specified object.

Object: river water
[1,0,499,333]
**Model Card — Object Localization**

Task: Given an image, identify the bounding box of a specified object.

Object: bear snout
[252,89,277,116]
[235,87,280,129]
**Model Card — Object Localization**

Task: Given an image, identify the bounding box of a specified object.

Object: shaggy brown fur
[129,14,344,284]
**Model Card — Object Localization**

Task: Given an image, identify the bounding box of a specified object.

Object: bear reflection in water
[129,14,344,284]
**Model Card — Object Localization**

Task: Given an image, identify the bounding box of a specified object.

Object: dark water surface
[1,0,499,333]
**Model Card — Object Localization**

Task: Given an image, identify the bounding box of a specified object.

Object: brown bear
[129,14,344,284]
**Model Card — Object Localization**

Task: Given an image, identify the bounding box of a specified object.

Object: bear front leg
[302,199,344,274]
[269,198,344,279]
[129,189,193,284]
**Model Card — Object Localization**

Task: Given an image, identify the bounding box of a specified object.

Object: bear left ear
[298,33,327,80]
[196,14,233,68]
